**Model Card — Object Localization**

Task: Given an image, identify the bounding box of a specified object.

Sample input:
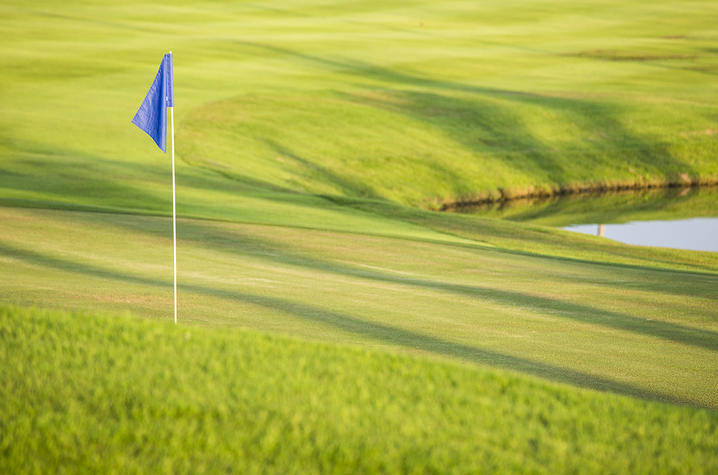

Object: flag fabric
[132,53,174,152]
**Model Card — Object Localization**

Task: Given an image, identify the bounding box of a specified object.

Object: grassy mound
[181,86,718,208]
[1,0,717,213]
[2,305,717,473]
[170,0,718,207]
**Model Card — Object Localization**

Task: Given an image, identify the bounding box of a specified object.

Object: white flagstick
[170,104,177,325]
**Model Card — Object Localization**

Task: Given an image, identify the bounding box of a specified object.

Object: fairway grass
[2,305,717,474]
[2,205,717,410]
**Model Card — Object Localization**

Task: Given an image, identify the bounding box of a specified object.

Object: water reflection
[565,218,718,252]
[451,186,718,252]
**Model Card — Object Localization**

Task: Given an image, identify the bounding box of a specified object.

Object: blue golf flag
[132,53,174,152]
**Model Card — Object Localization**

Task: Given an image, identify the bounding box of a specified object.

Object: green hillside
[1,0,717,213]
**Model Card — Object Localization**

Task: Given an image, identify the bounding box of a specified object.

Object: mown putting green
[1,0,717,471]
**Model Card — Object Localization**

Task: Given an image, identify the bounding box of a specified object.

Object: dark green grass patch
[2,305,717,473]
[449,186,718,227]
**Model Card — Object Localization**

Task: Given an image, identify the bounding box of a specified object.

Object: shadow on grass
[264,139,381,199]
[328,196,718,278]
[0,136,312,212]
[225,42,697,182]
[36,205,718,351]
[97,216,718,353]
[0,155,165,211]
[0,240,703,407]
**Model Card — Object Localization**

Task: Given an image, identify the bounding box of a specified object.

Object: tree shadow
[173,220,718,352]
[343,79,695,183]
[264,139,381,199]
[0,136,333,217]
[0,153,164,212]
[0,239,705,408]
[328,195,718,277]
[47,213,718,352]
[226,42,697,187]
[346,89,569,186]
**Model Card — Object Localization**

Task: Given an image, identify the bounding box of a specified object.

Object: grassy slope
[176,0,718,207]
[1,0,717,212]
[2,305,717,473]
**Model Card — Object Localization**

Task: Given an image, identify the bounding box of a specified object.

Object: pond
[450,186,718,252]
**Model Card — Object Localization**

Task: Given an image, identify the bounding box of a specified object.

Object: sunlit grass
[2,205,717,409]
[3,305,717,473]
